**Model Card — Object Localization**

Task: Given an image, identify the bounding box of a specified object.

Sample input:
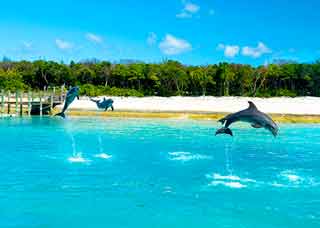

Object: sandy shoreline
[50,96,320,123]
[62,96,320,115]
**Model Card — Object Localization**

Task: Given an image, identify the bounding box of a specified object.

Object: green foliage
[0,59,320,97]
[275,89,297,97]
[107,87,144,97]
[0,69,26,91]
[79,84,143,97]
[79,84,100,97]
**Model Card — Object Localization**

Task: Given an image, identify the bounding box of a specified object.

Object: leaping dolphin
[55,86,80,118]
[90,97,114,111]
[215,101,278,137]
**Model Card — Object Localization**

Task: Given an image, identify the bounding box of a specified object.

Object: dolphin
[55,86,80,118]
[215,101,279,137]
[90,97,114,111]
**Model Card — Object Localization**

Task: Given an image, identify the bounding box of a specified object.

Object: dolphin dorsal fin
[248,101,258,111]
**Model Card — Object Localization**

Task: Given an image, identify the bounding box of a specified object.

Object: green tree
[0,69,25,90]
[189,67,214,96]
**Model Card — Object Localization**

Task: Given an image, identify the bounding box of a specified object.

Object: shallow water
[0,117,319,228]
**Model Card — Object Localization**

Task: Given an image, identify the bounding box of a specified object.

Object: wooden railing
[0,86,66,116]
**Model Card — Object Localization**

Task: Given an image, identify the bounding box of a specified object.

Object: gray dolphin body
[55,86,80,118]
[215,101,278,137]
[90,97,114,111]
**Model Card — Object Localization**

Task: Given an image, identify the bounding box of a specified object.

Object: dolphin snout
[272,128,278,137]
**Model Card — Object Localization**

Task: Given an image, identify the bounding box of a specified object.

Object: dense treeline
[1,58,320,97]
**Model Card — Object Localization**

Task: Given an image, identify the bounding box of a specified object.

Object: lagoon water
[0,117,319,227]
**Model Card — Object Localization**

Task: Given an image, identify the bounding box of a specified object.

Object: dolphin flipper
[104,105,114,111]
[251,123,262,128]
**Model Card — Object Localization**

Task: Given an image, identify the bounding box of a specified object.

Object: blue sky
[0,0,319,66]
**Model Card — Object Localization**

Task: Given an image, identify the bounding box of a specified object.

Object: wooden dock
[0,86,66,117]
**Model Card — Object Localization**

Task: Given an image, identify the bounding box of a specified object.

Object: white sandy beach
[60,96,320,115]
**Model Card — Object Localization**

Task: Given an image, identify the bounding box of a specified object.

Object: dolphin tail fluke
[215,127,233,136]
[55,112,66,118]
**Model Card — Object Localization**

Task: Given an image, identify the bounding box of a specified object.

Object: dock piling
[19,91,23,116]
[1,90,4,115]
[50,88,54,111]
[7,91,10,114]
[15,91,19,115]
[39,91,43,116]
[60,85,64,102]
[28,91,31,116]
[0,89,63,117]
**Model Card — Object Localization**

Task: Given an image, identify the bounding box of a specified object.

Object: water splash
[206,173,256,189]
[224,139,234,175]
[95,135,112,159]
[70,134,76,156]
[209,181,246,189]
[68,152,89,163]
[98,135,103,153]
[168,151,212,162]
[68,131,87,163]
[94,153,112,159]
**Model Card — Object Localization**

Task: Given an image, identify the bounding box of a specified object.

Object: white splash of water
[206,172,256,189]
[70,134,76,155]
[169,151,212,162]
[209,180,246,189]
[224,141,233,175]
[209,173,256,183]
[94,153,112,159]
[280,170,303,182]
[169,152,190,156]
[68,152,89,163]
[98,135,103,153]
[94,135,112,160]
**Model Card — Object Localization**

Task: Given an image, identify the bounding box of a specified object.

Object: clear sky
[0,0,319,66]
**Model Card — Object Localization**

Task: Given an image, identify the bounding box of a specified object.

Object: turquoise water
[0,117,320,228]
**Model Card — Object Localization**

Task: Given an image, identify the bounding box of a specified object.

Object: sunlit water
[0,117,319,228]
